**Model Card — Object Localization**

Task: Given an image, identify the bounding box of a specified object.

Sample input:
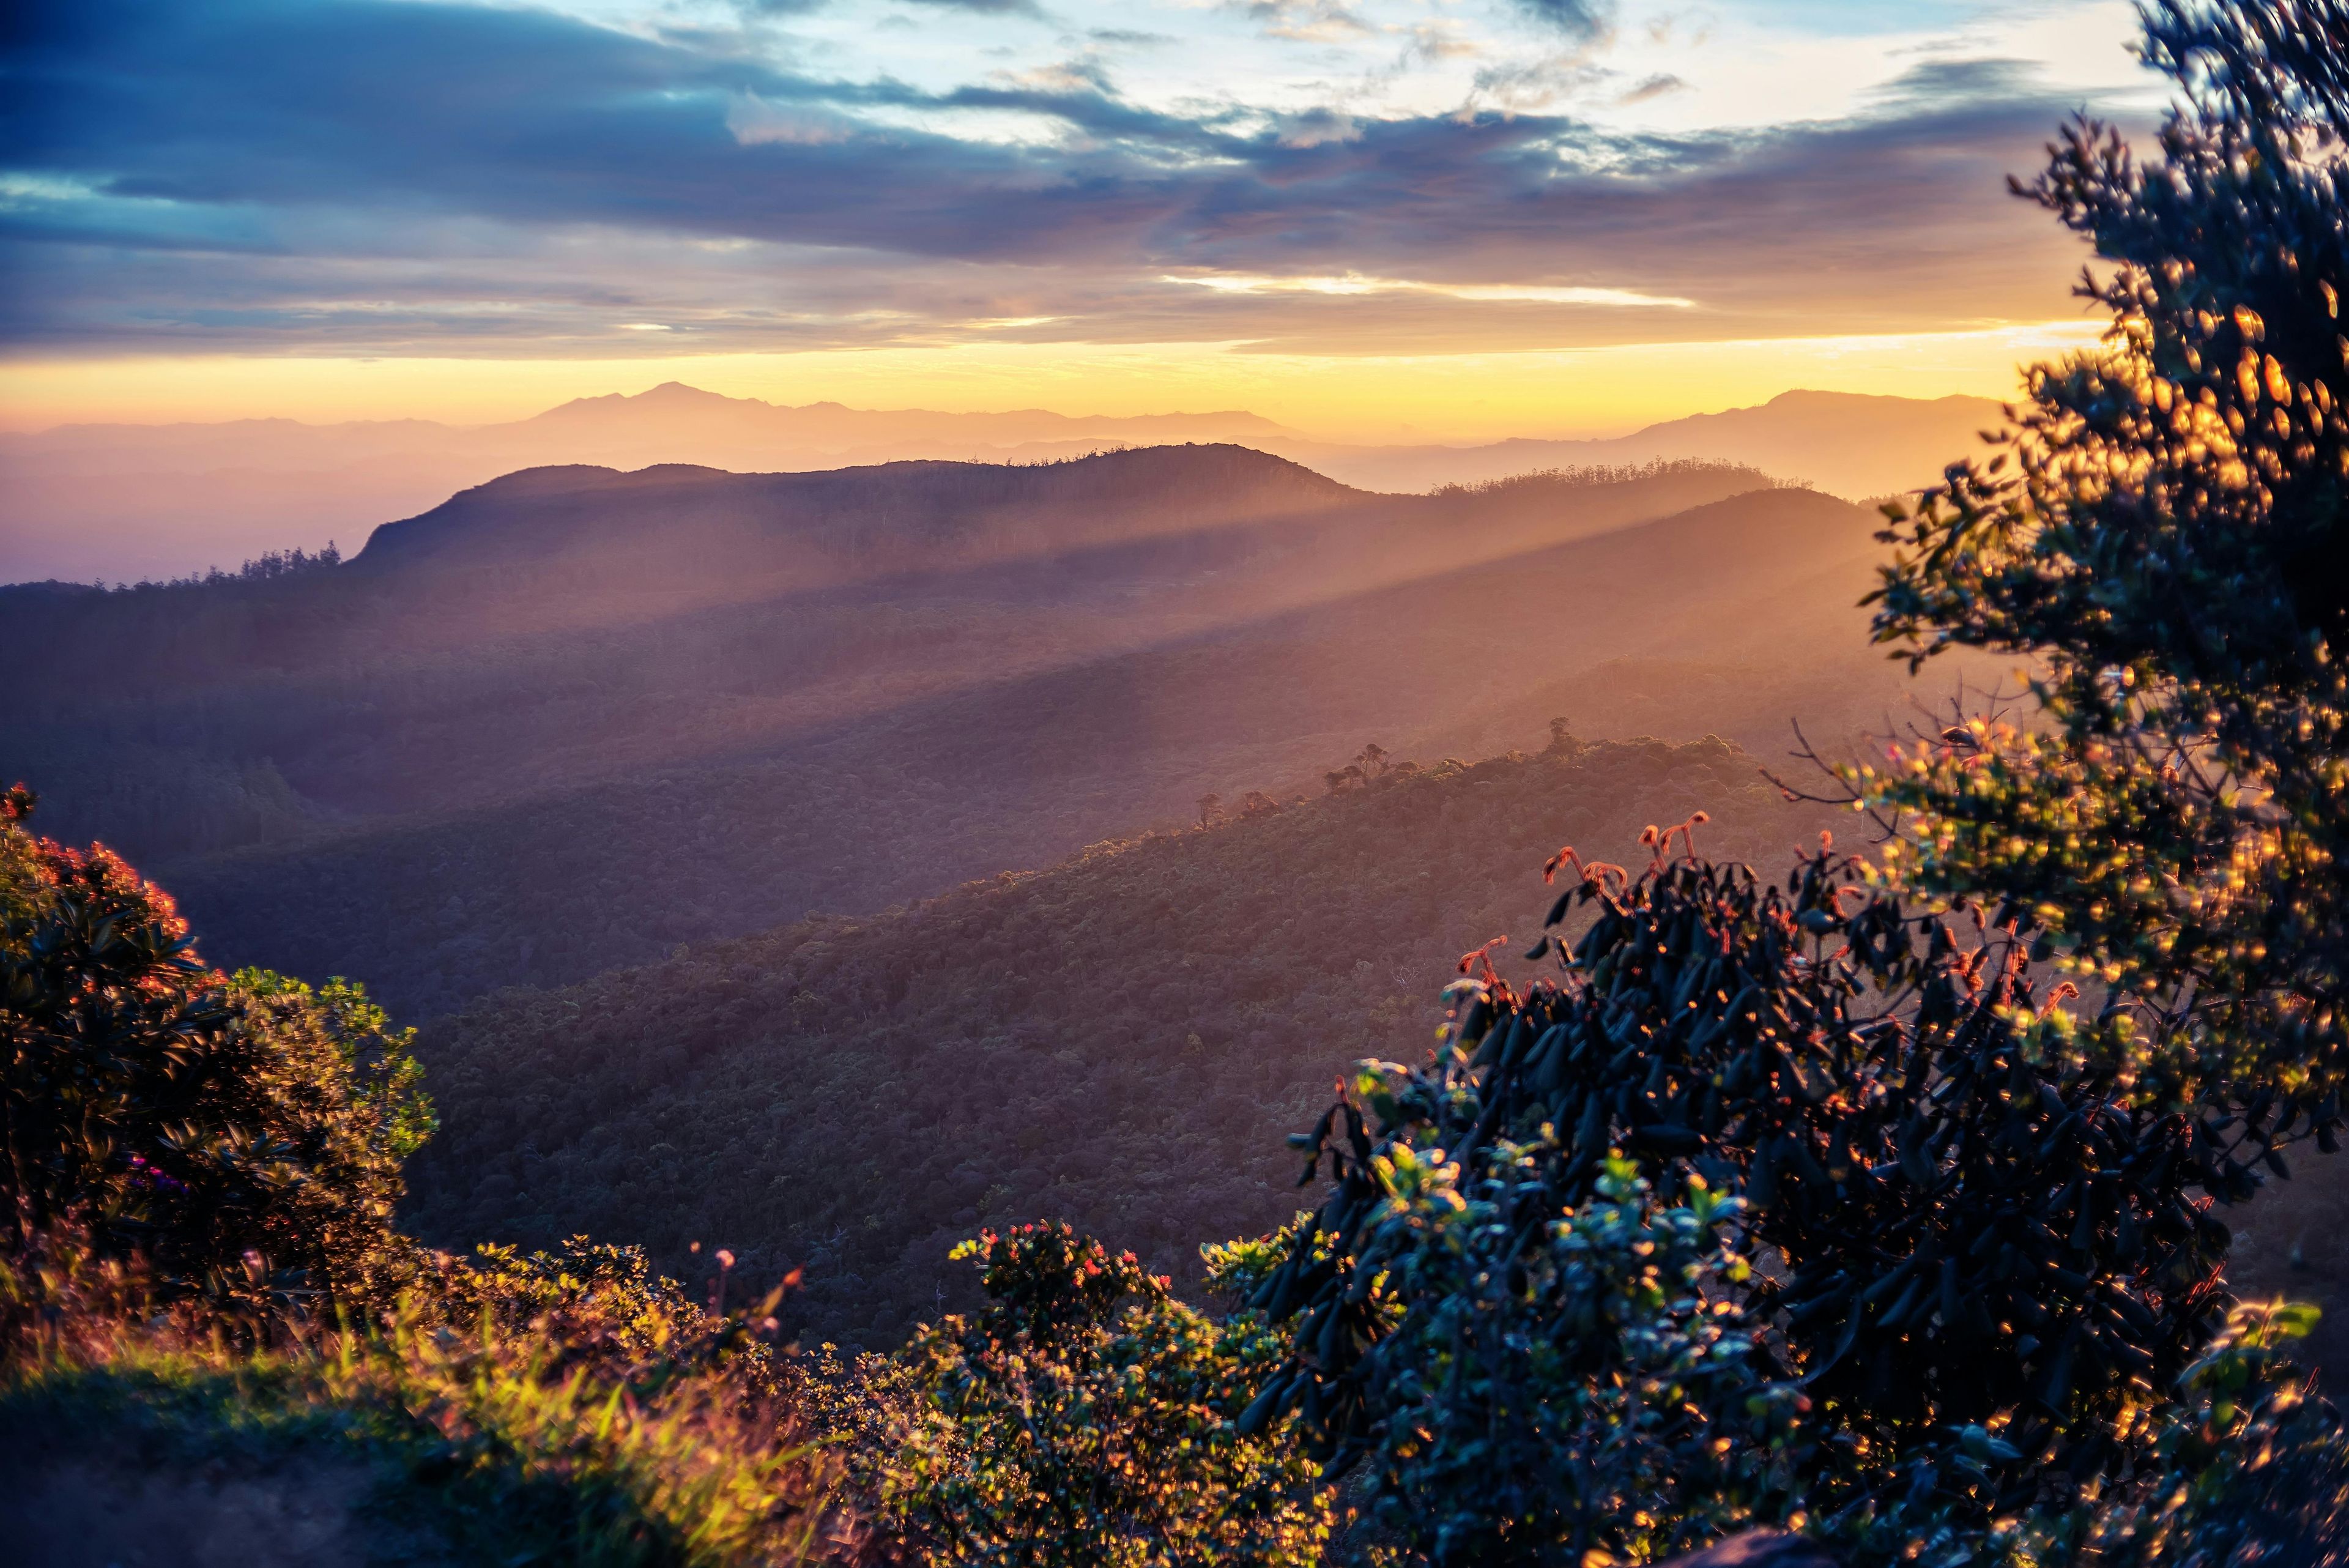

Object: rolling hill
[399,732,1839,1348]
[2,448,1975,1019]
[392,726,2349,1362]
[1285,388,2007,499]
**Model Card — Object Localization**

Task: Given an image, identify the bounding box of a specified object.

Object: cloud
[1514,0,1615,43]
[1230,1,1373,43]
[0,1,2108,359]
[1270,107,1362,148]
[1469,51,1614,111]
[725,96,861,146]
[1869,56,2042,110]
[900,0,1050,15]
[1165,272,1694,307]
[1400,23,1480,65]
[1619,72,1688,105]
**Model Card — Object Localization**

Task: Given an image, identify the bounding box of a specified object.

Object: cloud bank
[0,0,2136,360]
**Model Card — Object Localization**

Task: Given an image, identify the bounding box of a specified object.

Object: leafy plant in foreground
[0,786,431,1310]
[1251,833,2254,1561]
[883,1222,1329,1568]
[1240,5,2349,1558]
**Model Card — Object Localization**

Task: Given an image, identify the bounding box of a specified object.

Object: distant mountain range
[0,383,2005,582]
[1278,388,2005,497]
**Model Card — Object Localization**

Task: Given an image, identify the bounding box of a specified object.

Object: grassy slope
[402,734,1841,1348]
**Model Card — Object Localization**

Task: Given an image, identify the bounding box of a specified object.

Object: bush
[426,1235,789,1400]
[1252,836,2256,1559]
[1245,1147,1805,1564]
[0,786,431,1310]
[881,1222,1330,1568]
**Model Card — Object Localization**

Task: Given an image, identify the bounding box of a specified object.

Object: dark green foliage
[881,1222,1328,1568]
[0,789,431,1309]
[2115,1301,2349,1563]
[1255,836,2247,1557]
[1274,1150,1804,1564]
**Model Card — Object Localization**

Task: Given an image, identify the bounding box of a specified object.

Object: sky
[0,0,2162,439]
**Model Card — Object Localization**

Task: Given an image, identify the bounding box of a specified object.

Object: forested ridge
[4,457,1951,1019]
[402,732,1835,1347]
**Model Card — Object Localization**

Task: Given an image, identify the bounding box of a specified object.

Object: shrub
[1239,1146,1805,1564]
[426,1235,789,1401]
[0,787,431,1310]
[1251,836,2255,1559]
[881,1222,1330,1568]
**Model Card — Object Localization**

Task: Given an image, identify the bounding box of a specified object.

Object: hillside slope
[176,486,1939,1015]
[402,733,1839,1348]
[0,385,1310,582]
[2,453,1961,1017]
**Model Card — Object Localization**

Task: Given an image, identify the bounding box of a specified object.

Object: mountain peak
[637,381,738,404]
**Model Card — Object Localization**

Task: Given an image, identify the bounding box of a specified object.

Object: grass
[0,1301,839,1567]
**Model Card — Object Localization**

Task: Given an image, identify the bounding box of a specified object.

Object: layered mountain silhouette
[1,384,2002,582]
[1282,389,2006,497]
[2,445,1995,1019]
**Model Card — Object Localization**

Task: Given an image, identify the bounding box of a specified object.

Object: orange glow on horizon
[0,320,2104,440]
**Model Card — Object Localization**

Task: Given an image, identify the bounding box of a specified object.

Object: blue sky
[0,1,2160,429]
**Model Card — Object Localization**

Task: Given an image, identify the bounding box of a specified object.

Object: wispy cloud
[1513,0,1615,44]
[1228,1,1373,44]
[1619,72,1688,105]
[1163,273,1695,308]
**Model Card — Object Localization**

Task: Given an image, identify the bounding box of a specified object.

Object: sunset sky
[3,0,2158,439]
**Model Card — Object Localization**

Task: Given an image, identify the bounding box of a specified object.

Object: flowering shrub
[0,787,431,1310]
